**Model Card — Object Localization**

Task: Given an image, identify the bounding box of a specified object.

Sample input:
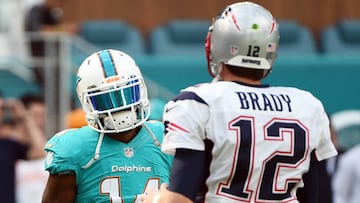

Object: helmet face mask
[76,49,150,133]
[205,2,280,78]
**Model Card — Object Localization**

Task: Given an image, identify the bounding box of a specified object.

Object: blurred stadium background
[0,0,359,147]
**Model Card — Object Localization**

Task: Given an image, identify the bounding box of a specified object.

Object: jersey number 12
[219,117,307,202]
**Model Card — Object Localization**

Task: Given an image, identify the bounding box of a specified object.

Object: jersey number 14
[100,177,160,203]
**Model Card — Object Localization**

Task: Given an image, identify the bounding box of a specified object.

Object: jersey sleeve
[314,109,338,161]
[162,91,209,155]
[44,129,85,174]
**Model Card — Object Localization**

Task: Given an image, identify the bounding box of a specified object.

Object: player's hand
[142,183,167,203]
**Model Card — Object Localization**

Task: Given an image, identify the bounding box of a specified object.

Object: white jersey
[162,81,338,203]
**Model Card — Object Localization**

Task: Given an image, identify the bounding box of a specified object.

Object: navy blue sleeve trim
[172,91,208,105]
[168,149,207,201]
[296,151,319,203]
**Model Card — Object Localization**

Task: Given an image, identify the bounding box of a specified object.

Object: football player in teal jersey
[42,49,173,203]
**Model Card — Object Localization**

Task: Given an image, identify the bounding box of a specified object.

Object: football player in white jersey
[143,1,338,203]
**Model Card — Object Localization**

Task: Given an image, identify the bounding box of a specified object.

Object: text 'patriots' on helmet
[205,1,280,77]
[76,49,150,133]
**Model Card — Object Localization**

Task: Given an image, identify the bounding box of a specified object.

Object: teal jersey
[44,121,173,203]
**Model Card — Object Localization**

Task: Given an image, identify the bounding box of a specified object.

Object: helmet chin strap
[81,132,104,169]
[212,75,221,83]
[212,64,223,83]
[263,68,272,78]
[142,123,161,147]
[81,111,133,169]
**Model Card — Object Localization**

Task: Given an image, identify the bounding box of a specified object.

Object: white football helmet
[205,1,280,78]
[76,49,150,133]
